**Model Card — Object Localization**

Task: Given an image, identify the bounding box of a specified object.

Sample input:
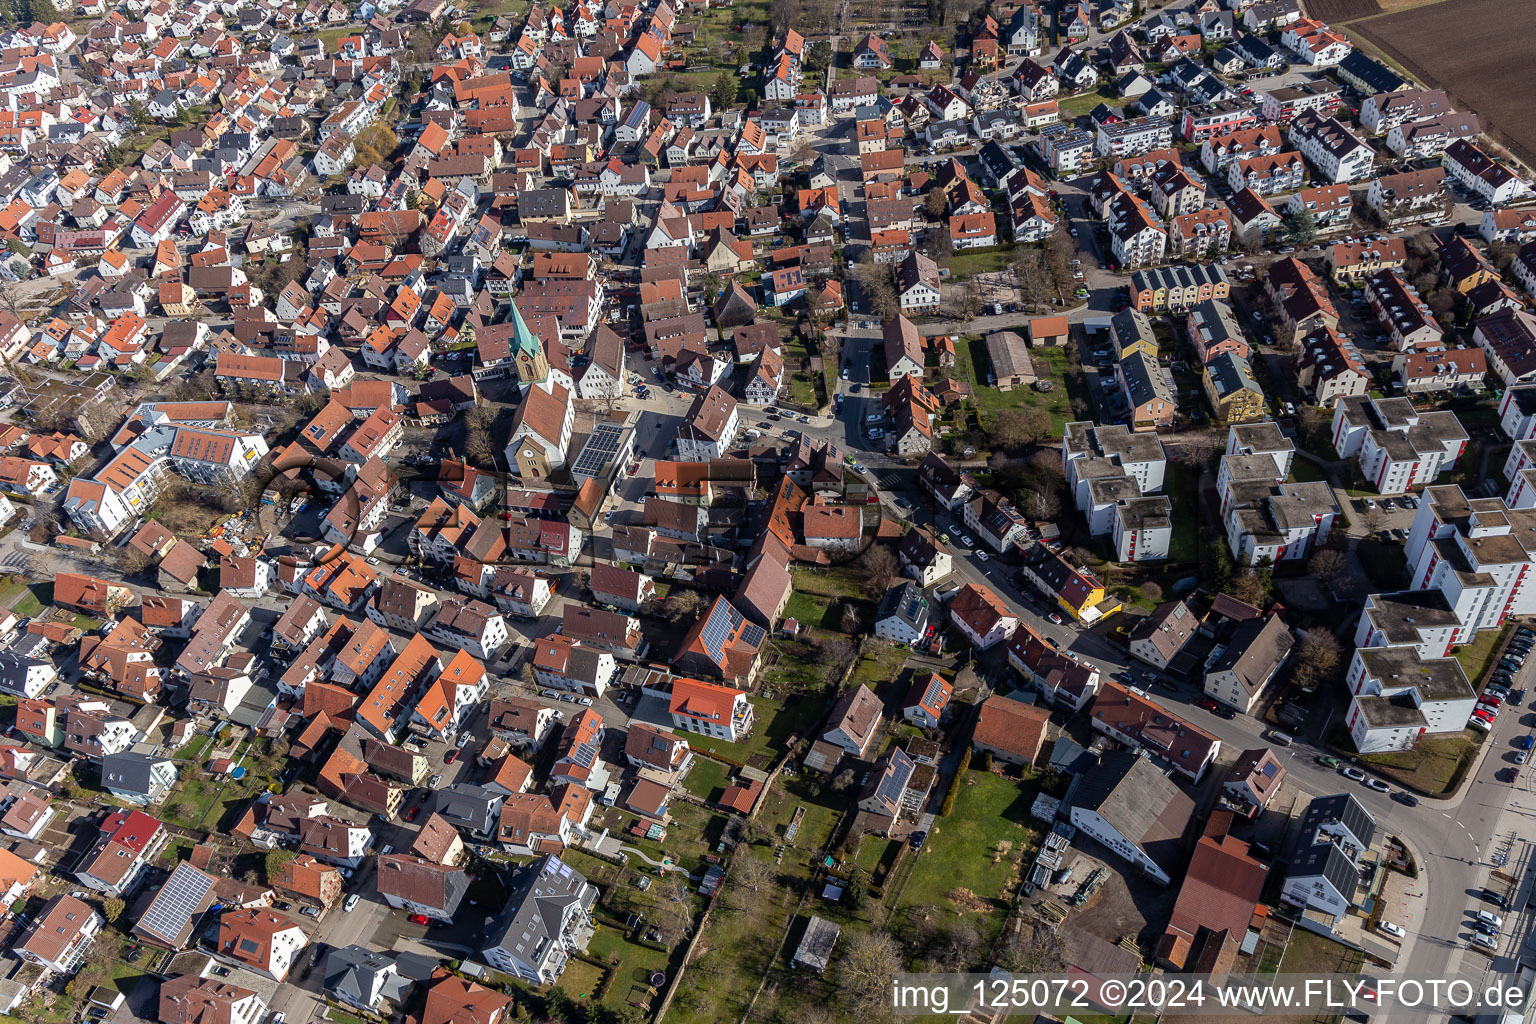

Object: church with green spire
[509,298,548,390]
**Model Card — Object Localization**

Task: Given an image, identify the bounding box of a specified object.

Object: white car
[344,894,360,912]
[976,550,989,561]
[1378,921,1405,940]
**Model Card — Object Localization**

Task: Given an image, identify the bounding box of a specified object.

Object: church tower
[510,298,548,388]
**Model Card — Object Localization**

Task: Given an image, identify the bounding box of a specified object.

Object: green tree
[710,71,737,111]
[102,898,125,923]
[1283,208,1317,245]
[843,867,870,909]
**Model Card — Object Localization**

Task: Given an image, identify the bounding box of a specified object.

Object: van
[1268,730,1294,747]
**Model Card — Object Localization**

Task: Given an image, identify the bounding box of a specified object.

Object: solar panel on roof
[139,863,214,942]
[699,602,733,660]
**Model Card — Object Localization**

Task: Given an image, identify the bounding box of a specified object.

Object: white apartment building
[1403,485,1536,637]
[1344,645,1477,753]
[1062,421,1167,535]
[1290,114,1374,183]
[63,422,268,537]
[1330,395,1468,495]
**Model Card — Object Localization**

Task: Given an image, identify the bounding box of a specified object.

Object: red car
[1196,696,1220,712]
[444,749,458,764]
[408,913,430,925]
[404,806,419,822]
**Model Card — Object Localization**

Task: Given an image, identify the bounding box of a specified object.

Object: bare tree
[1307,547,1347,587]
[998,926,1070,973]
[1362,505,1387,536]
[839,931,903,1006]
[116,546,152,578]
[1226,569,1266,608]
[1292,630,1342,690]
[1023,488,1062,522]
[859,544,900,597]
[663,588,706,625]
[1178,438,1219,470]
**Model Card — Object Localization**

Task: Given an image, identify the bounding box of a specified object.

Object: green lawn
[1057,85,1122,119]
[1288,458,1327,483]
[1454,623,1513,685]
[675,693,824,769]
[172,733,214,763]
[951,340,1078,434]
[1166,462,1201,563]
[944,247,1013,280]
[849,645,911,693]
[682,757,731,801]
[791,565,871,601]
[894,769,1034,934]
[1277,927,1364,975]
[1358,732,1476,797]
[556,959,607,1003]
[782,589,834,628]
[10,588,42,617]
[585,925,672,1012]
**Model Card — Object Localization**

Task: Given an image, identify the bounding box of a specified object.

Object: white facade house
[1444,139,1532,206]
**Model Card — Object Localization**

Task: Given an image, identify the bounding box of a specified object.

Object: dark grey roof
[1288,836,1360,899]
[100,751,172,796]
[437,784,504,835]
[485,855,595,964]
[1339,51,1407,93]
[324,945,413,1007]
[875,581,930,633]
[1298,792,1376,852]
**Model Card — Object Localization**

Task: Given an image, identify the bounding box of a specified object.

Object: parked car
[408,913,431,925]
[344,894,360,912]
[1391,790,1419,807]
[1482,889,1512,910]
[1378,921,1406,939]
[1363,777,1390,793]
[1340,766,1367,782]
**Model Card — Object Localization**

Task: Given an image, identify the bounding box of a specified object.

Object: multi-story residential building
[1285,183,1353,231]
[1360,87,1454,135]
[1219,452,1340,563]
[1404,484,1536,637]
[1036,123,1094,175]
[1204,614,1294,714]
[1290,112,1374,183]
[1365,269,1442,350]
[1127,263,1230,312]
[1201,125,1284,174]
[1330,237,1408,286]
[1344,646,1477,752]
[481,855,595,984]
[1443,139,1532,206]
[1095,116,1174,158]
[1366,167,1447,225]
[1227,151,1305,196]
[1259,80,1341,123]
[1280,794,1374,926]
[1331,395,1468,495]
[1386,112,1481,160]
[1180,100,1257,143]
[1298,324,1370,406]
[13,895,103,975]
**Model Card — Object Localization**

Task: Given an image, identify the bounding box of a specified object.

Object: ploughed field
[1352,0,1536,169]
